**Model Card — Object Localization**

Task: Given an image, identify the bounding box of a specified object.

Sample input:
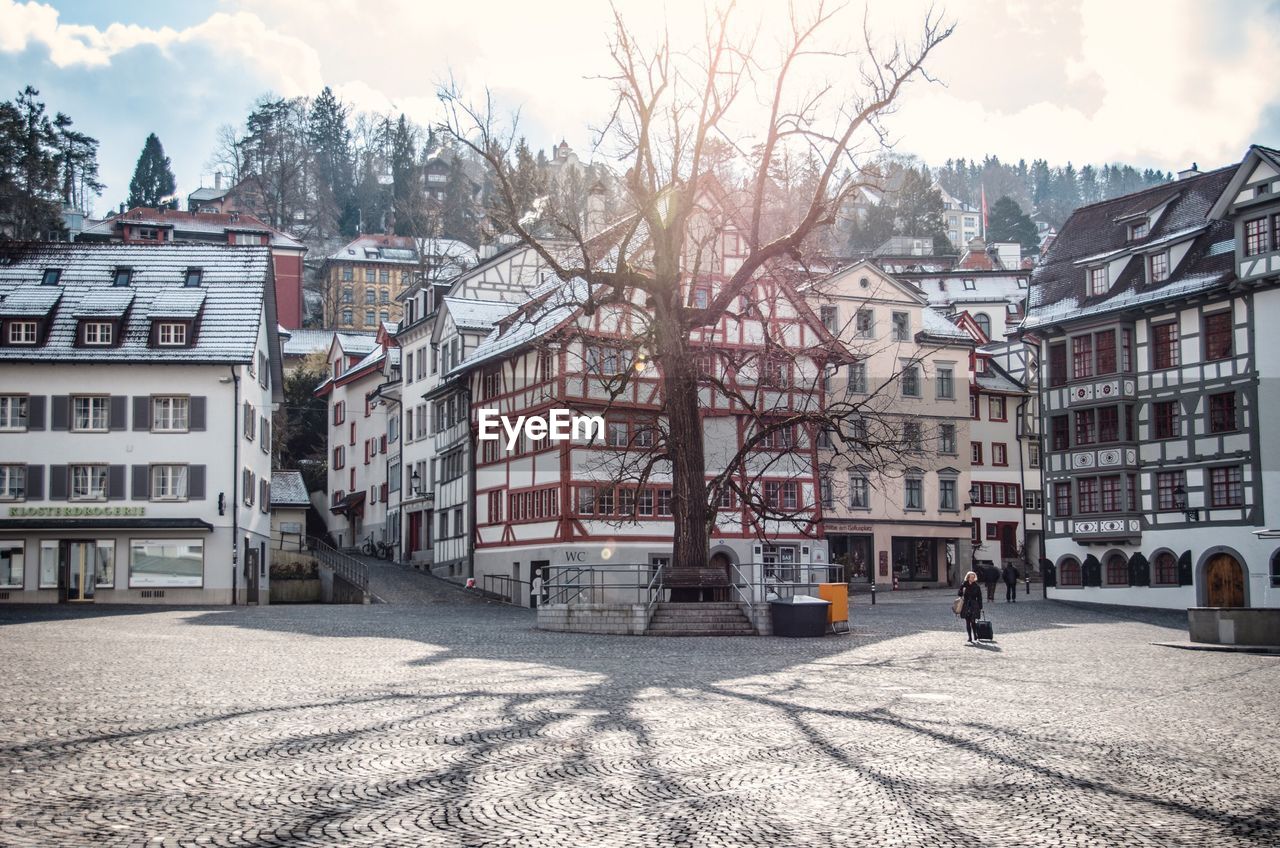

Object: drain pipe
[1015,395,1030,593]
[228,367,241,605]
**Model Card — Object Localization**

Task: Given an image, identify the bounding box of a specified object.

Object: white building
[937,184,982,248]
[1025,146,1280,608]
[0,243,282,604]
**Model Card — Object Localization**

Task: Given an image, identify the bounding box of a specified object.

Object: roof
[0,242,271,364]
[270,471,310,507]
[280,328,370,358]
[1026,166,1236,328]
[442,296,519,331]
[919,306,972,342]
[149,288,207,319]
[187,186,229,202]
[456,276,593,375]
[975,363,1026,395]
[80,207,304,250]
[325,234,477,268]
[0,285,62,317]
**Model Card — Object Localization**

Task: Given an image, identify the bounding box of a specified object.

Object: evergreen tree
[53,112,102,211]
[986,196,1039,252]
[126,133,176,208]
[308,86,357,237]
[0,86,66,238]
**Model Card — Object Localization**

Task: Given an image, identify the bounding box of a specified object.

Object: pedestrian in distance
[983,564,998,602]
[1002,562,1020,603]
[957,571,984,644]
[530,570,544,609]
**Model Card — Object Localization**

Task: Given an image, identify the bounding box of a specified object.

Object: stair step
[646,628,755,636]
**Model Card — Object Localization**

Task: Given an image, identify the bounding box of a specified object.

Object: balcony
[1064,377,1136,407]
[1070,515,1141,543]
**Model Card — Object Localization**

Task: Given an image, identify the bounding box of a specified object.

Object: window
[243,402,256,441]
[1148,252,1169,283]
[380,269,390,283]
[342,287,354,304]
[988,396,1006,420]
[1078,478,1099,513]
[1105,554,1128,586]
[855,309,873,338]
[847,362,867,394]
[761,358,789,388]
[157,322,187,346]
[1072,335,1093,380]
[1028,442,1040,468]
[1153,401,1180,439]
[939,479,957,511]
[1129,220,1149,240]
[692,286,710,309]
[1059,558,1082,587]
[0,540,23,588]
[0,464,24,500]
[1051,415,1069,451]
[1054,482,1071,517]
[1098,406,1119,442]
[83,322,113,345]
[903,422,922,452]
[1156,471,1185,511]
[820,476,834,509]
[904,477,923,510]
[1074,409,1096,446]
[963,278,976,290]
[657,489,673,516]
[971,442,983,464]
[1204,311,1233,360]
[1094,331,1116,375]
[365,269,375,282]
[1049,344,1067,387]
[365,310,375,325]
[1088,266,1108,296]
[819,305,837,332]
[1121,328,1133,372]
[992,443,1007,466]
[1100,475,1122,512]
[70,465,108,501]
[72,396,109,432]
[365,288,375,305]
[849,473,869,509]
[606,420,628,448]
[1024,490,1043,511]
[970,395,979,419]
[1153,552,1178,586]
[129,539,203,588]
[113,267,132,287]
[973,313,991,338]
[1244,217,1269,256]
[8,321,38,344]
[900,364,920,397]
[586,345,633,377]
[0,395,28,430]
[971,519,982,545]
[936,367,954,399]
[891,312,910,341]
[1210,466,1243,508]
[381,288,390,304]
[939,423,956,455]
[1152,322,1179,369]
[150,465,188,500]
[341,309,353,326]
[183,267,202,288]
[1209,393,1237,433]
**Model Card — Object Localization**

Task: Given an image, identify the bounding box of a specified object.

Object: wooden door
[1206,554,1244,607]
[999,523,1018,559]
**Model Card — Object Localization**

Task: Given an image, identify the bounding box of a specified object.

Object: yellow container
[817,583,849,630]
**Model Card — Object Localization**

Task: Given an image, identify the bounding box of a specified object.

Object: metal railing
[307,536,369,593]
[482,574,529,605]
[540,561,844,608]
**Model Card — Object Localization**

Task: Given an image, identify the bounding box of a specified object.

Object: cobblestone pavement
[1,577,1278,847]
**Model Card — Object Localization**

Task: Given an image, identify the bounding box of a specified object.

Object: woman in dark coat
[958,570,984,643]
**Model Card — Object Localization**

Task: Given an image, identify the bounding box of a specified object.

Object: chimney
[586,181,608,238]
[1178,162,1200,180]
[215,172,222,190]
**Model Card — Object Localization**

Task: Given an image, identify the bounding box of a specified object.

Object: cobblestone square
[1,568,1277,847]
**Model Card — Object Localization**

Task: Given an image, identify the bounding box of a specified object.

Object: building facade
[1025,147,1280,609]
[0,243,283,604]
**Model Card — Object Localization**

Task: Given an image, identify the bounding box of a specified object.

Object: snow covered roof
[0,286,62,316]
[149,288,207,319]
[919,306,971,342]
[455,277,592,375]
[281,328,356,358]
[442,296,519,331]
[325,234,477,269]
[270,471,310,507]
[79,207,304,250]
[0,242,272,364]
[333,332,379,356]
[975,366,1025,395]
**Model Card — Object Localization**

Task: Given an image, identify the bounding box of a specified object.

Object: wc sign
[476,408,606,451]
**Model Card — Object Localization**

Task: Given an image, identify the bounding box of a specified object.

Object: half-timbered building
[1025,147,1280,609]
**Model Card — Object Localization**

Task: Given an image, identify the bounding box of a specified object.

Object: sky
[2,0,1278,215]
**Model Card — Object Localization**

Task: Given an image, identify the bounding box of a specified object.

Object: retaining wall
[1188,607,1280,647]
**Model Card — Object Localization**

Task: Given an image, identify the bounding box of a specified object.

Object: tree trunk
[654,304,719,601]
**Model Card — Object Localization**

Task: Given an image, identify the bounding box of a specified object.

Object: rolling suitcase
[973,615,994,642]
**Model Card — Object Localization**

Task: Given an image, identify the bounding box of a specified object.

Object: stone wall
[1188,607,1280,647]
[537,603,652,635]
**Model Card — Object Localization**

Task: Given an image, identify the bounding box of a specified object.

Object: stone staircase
[646,602,756,636]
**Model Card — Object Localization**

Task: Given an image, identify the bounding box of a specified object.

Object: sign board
[879,550,889,577]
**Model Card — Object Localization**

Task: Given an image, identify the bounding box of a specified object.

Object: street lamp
[410,468,421,496]
[966,483,980,508]
[1173,484,1199,522]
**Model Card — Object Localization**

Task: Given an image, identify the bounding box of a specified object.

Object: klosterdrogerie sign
[8,506,147,518]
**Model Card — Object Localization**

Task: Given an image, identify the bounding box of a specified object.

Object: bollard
[870,582,877,605]
[1025,576,1031,596]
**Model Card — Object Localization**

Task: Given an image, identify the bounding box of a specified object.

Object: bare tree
[443,1,953,591]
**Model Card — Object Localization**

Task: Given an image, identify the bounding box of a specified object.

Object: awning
[0,518,213,531]
[329,491,366,516]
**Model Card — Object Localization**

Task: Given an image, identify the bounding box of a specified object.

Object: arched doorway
[1205,553,1245,607]
[709,551,733,583]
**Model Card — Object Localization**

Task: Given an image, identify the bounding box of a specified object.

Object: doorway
[999,523,1018,560]
[1206,553,1244,607]
[62,540,96,603]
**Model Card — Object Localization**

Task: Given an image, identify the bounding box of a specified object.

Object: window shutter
[188,465,206,500]
[1128,552,1149,587]
[189,396,206,431]
[1178,550,1193,586]
[132,397,151,431]
[107,465,126,500]
[261,478,270,514]
[25,465,43,500]
[132,465,150,500]
[48,465,67,500]
[51,396,69,430]
[27,396,45,430]
[109,396,128,431]
[1082,554,1101,587]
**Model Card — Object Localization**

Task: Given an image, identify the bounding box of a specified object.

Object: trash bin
[769,595,832,638]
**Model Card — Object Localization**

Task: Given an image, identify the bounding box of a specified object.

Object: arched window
[1271,551,1280,588]
[1059,557,1082,586]
[974,312,992,338]
[1105,553,1128,586]
[1153,552,1178,586]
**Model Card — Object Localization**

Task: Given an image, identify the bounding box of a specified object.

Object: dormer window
[157,322,188,346]
[1128,221,1149,240]
[42,269,61,286]
[1088,266,1108,296]
[83,321,113,346]
[1148,251,1169,283]
[184,268,203,288]
[113,267,132,287]
[962,278,976,290]
[137,227,160,241]
[7,321,38,345]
